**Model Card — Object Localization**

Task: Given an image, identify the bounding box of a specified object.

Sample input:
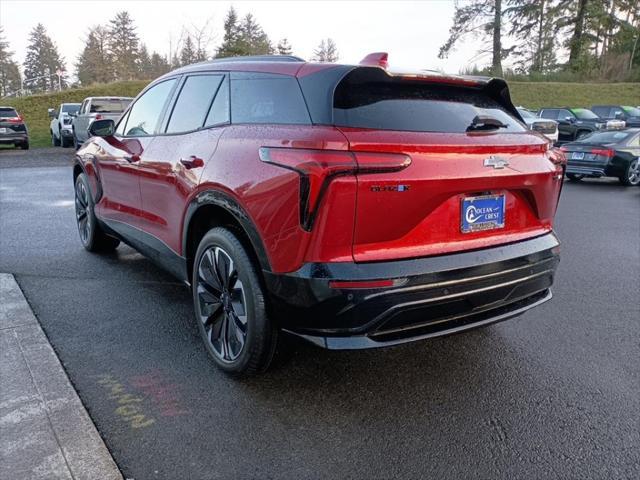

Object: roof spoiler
[359,52,388,69]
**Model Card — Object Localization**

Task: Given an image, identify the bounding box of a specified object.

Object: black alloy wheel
[193,227,277,375]
[74,174,120,252]
[620,158,640,186]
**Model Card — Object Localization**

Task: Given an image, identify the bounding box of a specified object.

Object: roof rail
[210,55,305,63]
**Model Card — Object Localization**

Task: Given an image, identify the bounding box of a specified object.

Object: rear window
[333,72,525,133]
[62,104,80,114]
[576,131,632,144]
[230,72,310,125]
[0,108,18,118]
[90,99,130,113]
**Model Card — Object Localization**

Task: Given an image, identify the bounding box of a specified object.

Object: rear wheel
[192,227,277,376]
[20,141,29,150]
[74,174,120,252]
[619,159,640,186]
[566,173,585,181]
[73,131,80,150]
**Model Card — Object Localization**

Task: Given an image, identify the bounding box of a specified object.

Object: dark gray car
[72,96,133,148]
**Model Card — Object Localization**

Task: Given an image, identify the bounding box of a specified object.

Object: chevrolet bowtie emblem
[484,156,509,169]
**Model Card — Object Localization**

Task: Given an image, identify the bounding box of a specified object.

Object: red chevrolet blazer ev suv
[74,54,565,375]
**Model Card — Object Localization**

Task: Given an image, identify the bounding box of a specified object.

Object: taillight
[95,114,103,120]
[259,147,410,230]
[591,148,614,157]
[6,116,22,123]
[549,147,567,166]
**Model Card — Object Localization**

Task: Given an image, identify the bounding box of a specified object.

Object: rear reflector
[329,279,405,289]
[259,147,410,230]
[591,148,614,157]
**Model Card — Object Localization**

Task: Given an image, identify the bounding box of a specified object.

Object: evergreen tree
[149,52,170,77]
[0,27,22,96]
[277,38,293,55]
[505,0,559,73]
[312,38,339,62]
[216,7,243,58]
[76,26,113,85]
[23,23,66,93]
[216,8,273,57]
[180,36,197,66]
[438,0,505,76]
[108,11,140,80]
[238,14,273,55]
[138,44,153,79]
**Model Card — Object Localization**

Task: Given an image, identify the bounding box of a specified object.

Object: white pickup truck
[49,103,81,147]
[72,96,133,148]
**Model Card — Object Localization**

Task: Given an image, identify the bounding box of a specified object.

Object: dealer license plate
[461,194,505,233]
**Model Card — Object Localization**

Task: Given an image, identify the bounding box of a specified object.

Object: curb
[0,273,123,480]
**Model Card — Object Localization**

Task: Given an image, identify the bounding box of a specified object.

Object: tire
[74,173,120,252]
[20,141,29,150]
[73,132,80,150]
[52,131,60,147]
[619,158,640,186]
[566,173,585,181]
[192,227,277,376]
[61,135,71,148]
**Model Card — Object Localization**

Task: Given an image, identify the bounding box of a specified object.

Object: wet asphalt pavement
[1,149,639,479]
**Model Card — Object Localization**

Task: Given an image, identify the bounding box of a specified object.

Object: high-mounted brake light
[359,52,389,69]
[591,148,614,158]
[259,147,410,230]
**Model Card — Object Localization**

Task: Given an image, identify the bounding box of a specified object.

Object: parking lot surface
[1,150,639,479]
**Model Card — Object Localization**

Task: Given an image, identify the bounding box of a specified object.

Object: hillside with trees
[440,0,640,81]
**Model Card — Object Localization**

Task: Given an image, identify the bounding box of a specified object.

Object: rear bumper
[0,133,28,144]
[264,233,560,349]
[566,159,623,178]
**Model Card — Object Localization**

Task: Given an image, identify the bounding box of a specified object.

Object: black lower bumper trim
[265,233,560,346]
[289,289,552,350]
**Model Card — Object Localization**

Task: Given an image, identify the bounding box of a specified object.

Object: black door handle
[180,156,204,169]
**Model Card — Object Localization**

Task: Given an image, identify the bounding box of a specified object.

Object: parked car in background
[516,107,558,143]
[73,54,564,375]
[590,105,640,127]
[538,107,625,143]
[0,106,29,150]
[560,128,640,186]
[72,97,133,148]
[49,103,81,147]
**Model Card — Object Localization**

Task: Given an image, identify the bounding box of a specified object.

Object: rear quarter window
[230,72,310,125]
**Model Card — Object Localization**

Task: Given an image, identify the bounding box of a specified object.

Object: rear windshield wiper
[466,115,508,132]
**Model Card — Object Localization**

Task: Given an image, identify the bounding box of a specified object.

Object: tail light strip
[259,147,411,231]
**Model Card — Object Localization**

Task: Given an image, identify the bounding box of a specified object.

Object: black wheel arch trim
[183,189,272,273]
[73,154,103,203]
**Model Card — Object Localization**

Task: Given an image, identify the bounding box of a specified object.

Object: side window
[540,109,557,120]
[611,107,624,118]
[591,106,606,117]
[115,110,131,136]
[205,76,229,127]
[122,79,177,136]
[558,109,573,120]
[628,134,640,147]
[166,74,224,133]
[79,100,88,115]
[230,72,311,125]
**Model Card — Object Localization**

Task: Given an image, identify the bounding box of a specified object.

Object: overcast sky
[1,0,496,78]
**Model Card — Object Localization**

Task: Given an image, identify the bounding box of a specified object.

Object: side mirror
[564,116,575,123]
[89,119,115,137]
[48,108,56,118]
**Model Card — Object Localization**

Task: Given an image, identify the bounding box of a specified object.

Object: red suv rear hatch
[332,68,563,262]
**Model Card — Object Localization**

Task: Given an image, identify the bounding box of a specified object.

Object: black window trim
[115,76,180,139]
[160,72,230,136]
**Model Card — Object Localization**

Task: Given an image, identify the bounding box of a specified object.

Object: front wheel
[51,131,60,147]
[192,227,277,376]
[74,173,120,252]
[620,158,640,186]
[566,173,585,181]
